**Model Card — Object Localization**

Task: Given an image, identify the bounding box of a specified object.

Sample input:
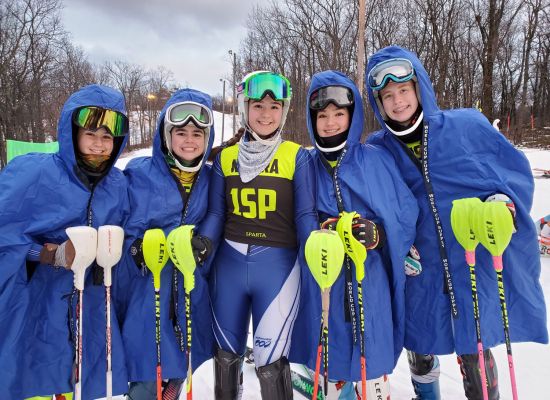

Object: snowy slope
[115,138,550,399]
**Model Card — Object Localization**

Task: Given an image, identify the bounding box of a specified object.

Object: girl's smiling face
[248,95,283,137]
[170,123,205,161]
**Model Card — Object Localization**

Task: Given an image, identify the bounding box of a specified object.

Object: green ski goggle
[239,72,292,101]
[73,106,129,137]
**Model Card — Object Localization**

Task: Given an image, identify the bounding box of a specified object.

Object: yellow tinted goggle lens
[74,107,128,136]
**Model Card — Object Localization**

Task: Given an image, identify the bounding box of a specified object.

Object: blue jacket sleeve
[0,156,43,285]
[26,243,43,262]
[293,147,319,245]
[198,153,226,244]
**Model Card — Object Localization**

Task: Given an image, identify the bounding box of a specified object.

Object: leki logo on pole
[142,228,169,400]
[166,225,197,399]
[304,229,345,399]
[470,200,518,399]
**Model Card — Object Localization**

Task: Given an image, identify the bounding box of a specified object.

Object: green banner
[6,139,59,163]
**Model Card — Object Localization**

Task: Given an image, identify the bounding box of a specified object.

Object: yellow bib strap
[26,393,73,400]
[220,141,300,179]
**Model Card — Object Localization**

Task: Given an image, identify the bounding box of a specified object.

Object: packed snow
[114,120,550,399]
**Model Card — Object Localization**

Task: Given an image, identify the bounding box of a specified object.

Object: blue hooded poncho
[366,46,548,355]
[116,89,215,382]
[0,84,130,399]
[289,70,418,381]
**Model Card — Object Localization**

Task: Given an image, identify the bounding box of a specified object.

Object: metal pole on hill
[229,49,237,136]
[356,0,366,98]
[220,78,227,142]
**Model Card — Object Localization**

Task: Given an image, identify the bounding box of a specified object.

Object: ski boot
[256,356,293,400]
[411,379,441,400]
[214,348,244,400]
[408,351,441,400]
[458,349,499,400]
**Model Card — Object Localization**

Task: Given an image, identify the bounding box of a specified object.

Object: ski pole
[472,201,517,400]
[304,229,345,400]
[96,225,124,400]
[450,198,489,400]
[167,225,197,400]
[66,226,98,400]
[331,159,360,346]
[336,211,368,400]
[143,228,169,400]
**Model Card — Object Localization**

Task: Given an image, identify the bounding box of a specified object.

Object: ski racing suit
[199,135,318,398]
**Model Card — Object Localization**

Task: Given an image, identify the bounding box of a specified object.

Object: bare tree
[472,0,523,120]
[43,40,96,138]
[102,60,147,116]
[532,9,550,128]
[3,0,550,167]
[513,0,544,141]
[0,0,66,167]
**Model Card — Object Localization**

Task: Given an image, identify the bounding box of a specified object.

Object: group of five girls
[0,45,546,400]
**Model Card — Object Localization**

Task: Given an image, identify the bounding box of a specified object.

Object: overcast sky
[62,0,265,97]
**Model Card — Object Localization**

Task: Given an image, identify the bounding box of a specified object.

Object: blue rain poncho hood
[366,46,548,354]
[289,70,419,380]
[58,84,128,179]
[367,46,438,125]
[116,88,215,382]
[0,84,129,399]
[306,70,364,152]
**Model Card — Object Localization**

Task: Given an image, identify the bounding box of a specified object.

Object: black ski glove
[130,237,147,274]
[191,235,212,265]
[352,218,386,249]
[321,216,385,249]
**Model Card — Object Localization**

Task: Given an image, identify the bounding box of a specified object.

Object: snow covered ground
[115,127,550,399]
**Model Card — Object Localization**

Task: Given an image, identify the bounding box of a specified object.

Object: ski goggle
[165,101,213,129]
[368,58,415,91]
[239,72,292,101]
[309,86,354,110]
[73,106,129,137]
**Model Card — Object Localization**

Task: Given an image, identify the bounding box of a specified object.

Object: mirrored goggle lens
[368,58,415,91]
[309,86,354,110]
[166,102,213,128]
[73,107,128,136]
[245,73,292,101]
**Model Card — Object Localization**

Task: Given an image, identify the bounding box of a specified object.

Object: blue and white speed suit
[200,137,318,367]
